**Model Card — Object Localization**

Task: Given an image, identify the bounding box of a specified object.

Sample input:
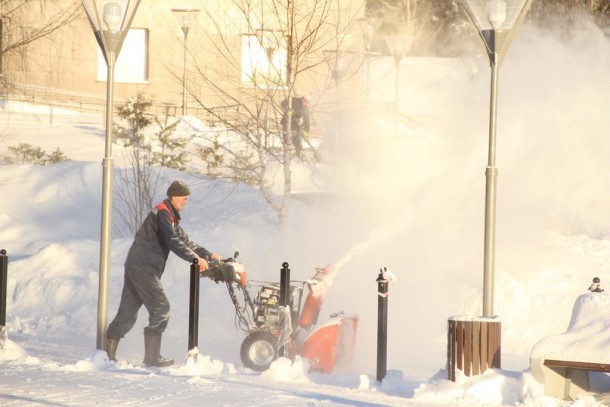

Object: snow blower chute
[202,253,358,372]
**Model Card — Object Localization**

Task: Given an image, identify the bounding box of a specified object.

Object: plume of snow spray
[334,211,412,270]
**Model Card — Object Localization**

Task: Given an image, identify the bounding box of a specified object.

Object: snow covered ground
[0,23,609,406]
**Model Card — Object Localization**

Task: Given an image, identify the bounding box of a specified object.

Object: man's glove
[196,257,209,272]
[202,260,225,283]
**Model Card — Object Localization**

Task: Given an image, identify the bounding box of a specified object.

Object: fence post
[376,267,389,382]
[278,262,290,357]
[188,258,200,359]
[0,249,7,348]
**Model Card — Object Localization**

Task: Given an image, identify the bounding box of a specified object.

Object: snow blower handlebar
[200,251,248,287]
[222,251,240,263]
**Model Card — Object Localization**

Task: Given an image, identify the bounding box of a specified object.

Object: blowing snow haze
[314,23,609,377]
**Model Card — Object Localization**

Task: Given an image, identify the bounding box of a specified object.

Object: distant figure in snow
[281,95,311,158]
[588,277,604,293]
[105,180,222,367]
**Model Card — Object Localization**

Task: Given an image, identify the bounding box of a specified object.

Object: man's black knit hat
[167,180,190,197]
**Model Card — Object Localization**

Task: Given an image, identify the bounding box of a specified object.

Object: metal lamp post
[358,18,380,105]
[460,0,533,317]
[172,8,200,116]
[81,0,141,351]
[257,29,280,145]
[323,49,356,164]
[384,35,412,137]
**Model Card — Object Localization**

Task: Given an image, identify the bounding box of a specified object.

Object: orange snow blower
[203,254,358,372]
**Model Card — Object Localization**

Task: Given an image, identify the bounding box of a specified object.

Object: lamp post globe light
[81,0,141,351]
[384,34,412,138]
[459,0,533,318]
[172,8,200,116]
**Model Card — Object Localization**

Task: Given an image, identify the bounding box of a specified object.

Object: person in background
[281,95,311,158]
[105,180,222,367]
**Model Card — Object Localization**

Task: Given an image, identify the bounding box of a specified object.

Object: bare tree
[112,95,164,237]
[366,0,608,56]
[528,0,609,28]
[188,0,361,229]
[364,0,464,56]
[0,1,81,81]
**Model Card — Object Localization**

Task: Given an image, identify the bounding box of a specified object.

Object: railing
[0,82,246,128]
[3,82,108,115]
[0,83,322,152]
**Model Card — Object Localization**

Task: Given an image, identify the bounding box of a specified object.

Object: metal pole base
[0,325,6,349]
[186,347,199,364]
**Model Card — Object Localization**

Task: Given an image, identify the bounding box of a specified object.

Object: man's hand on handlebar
[197,253,223,271]
[197,257,210,271]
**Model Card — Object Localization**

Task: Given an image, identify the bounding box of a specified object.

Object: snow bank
[0,338,39,365]
[530,292,610,385]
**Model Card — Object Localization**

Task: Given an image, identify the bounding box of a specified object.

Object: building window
[241,30,287,88]
[97,28,148,83]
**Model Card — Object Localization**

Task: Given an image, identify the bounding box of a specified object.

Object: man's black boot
[143,327,174,368]
[105,331,121,362]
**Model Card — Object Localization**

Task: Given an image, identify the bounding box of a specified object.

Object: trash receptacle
[447,316,501,381]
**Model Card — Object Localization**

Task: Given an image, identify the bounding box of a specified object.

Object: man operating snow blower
[105,180,222,367]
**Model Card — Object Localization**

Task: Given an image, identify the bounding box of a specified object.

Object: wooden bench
[542,359,610,400]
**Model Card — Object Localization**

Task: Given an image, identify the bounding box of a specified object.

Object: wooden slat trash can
[447,316,501,381]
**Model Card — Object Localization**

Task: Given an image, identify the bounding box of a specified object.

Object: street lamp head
[323,49,357,81]
[358,18,380,44]
[461,0,532,32]
[103,2,123,31]
[179,15,190,29]
[384,35,413,62]
[460,0,533,64]
[486,0,507,30]
[82,0,141,56]
[256,29,279,58]
[172,8,200,36]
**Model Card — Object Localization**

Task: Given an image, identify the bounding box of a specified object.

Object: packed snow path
[0,333,423,407]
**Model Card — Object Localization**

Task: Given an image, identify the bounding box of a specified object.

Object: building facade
[2,0,366,116]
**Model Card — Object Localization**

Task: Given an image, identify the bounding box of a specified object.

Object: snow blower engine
[201,252,359,372]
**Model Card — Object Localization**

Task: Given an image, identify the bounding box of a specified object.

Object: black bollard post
[188,258,200,356]
[0,249,7,348]
[376,267,389,382]
[278,262,290,357]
